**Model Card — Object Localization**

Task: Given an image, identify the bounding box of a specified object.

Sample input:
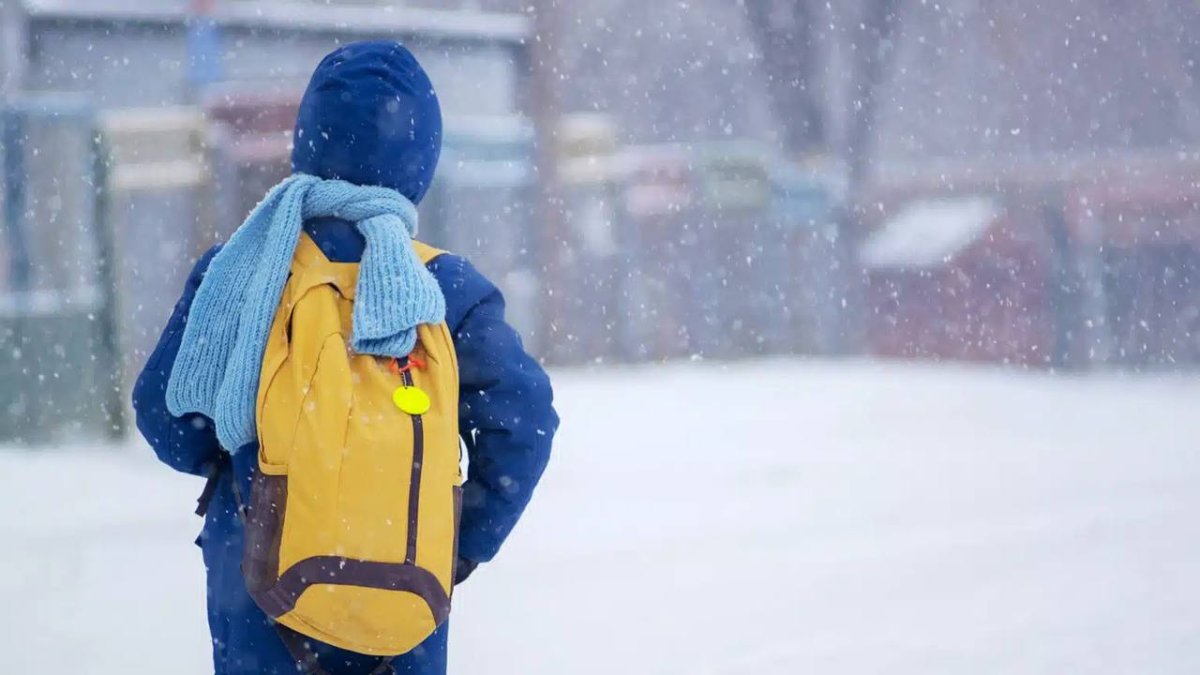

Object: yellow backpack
[242,233,462,657]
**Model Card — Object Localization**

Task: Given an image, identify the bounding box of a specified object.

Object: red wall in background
[865,215,1056,366]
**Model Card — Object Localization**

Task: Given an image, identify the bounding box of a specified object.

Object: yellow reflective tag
[392,385,431,415]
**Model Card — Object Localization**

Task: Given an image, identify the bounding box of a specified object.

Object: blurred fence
[424,116,541,348]
[0,96,122,444]
[864,155,1200,370]
[4,93,1197,446]
[99,106,212,377]
[550,128,844,364]
[1065,173,1200,367]
[15,93,1113,446]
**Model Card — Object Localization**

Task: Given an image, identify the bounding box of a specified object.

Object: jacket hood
[291,41,442,205]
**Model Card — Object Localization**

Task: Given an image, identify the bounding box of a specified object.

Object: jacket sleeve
[131,246,223,476]
[429,254,559,564]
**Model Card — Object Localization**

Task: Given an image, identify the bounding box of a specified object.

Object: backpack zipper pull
[389,356,431,415]
[388,354,426,375]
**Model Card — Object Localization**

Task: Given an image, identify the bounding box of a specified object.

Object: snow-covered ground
[2,360,1199,674]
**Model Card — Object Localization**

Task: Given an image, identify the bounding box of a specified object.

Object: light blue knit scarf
[165,174,446,453]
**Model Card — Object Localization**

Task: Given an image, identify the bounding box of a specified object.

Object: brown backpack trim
[241,470,452,627]
[251,555,451,625]
[449,485,463,595]
[243,471,286,596]
[274,623,399,675]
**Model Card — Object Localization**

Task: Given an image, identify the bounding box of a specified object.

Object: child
[132,41,558,675]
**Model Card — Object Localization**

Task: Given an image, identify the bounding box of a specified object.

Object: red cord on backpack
[389,354,426,375]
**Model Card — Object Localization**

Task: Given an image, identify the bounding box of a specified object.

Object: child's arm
[430,255,560,570]
[131,246,224,476]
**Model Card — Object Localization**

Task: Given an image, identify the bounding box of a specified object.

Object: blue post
[186,0,224,100]
[2,108,31,295]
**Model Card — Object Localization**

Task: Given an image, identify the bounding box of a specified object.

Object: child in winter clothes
[132,41,558,675]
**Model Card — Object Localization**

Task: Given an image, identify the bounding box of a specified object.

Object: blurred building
[6,0,527,110]
[1065,170,1200,367]
[866,154,1200,370]
[862,197,1055,366]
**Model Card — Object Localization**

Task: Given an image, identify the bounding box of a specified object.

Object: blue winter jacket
[133,227,557,673]
[131,41,557,675]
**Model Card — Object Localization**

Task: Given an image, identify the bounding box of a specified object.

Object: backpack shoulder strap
[412,239,448,265]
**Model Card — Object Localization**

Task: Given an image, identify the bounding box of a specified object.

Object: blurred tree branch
[844,0,903,191]
[745,0,905,193]
[745,0,906,353]
[744,0,826,157]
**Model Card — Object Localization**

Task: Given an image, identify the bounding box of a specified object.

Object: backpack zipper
[401,363,424,566]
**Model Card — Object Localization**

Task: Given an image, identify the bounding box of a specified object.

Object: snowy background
[2,1,1200,673]
[3,361,1199,673]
